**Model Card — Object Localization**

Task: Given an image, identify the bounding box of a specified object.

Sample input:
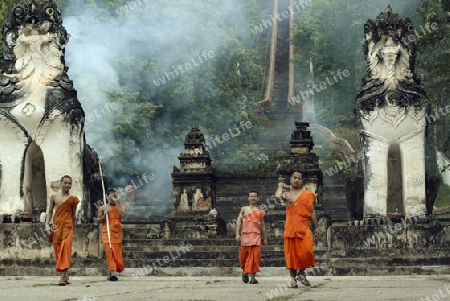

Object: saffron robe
[102,206,125,273]
[239,209,265,274]
[283,190,316,270]
[52,196,80,272]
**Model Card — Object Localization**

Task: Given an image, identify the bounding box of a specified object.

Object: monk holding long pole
[45,175,80,286]
[96,162,126,281]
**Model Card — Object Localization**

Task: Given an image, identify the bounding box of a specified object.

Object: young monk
[275,171,320,288]
[45,175,80,286]
[97,189,126,281]
[235,191,268,284]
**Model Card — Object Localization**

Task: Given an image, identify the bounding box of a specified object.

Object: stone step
[323,184,346,190]
[330,257,450,266]
[329,265,450,276]
[1,264,448,277]
[122,258,286,268]
[123,250,285,260]
[122,238,285,247]
[122,245,285,253]
[329,248,450,258]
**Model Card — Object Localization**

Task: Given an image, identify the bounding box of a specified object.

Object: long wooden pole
[99,160,112,249]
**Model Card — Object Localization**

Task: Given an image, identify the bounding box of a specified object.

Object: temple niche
[354,6,430,221]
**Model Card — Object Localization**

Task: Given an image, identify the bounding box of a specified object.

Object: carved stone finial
[385,5,392,14]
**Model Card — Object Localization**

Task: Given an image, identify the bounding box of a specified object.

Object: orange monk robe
[239,209,265,274]
[282,190,316,270]
[102,206,125,273]
[52,196,80,272]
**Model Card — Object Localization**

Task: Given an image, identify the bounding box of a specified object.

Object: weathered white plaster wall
[38,115,85,214]
[0,120,28,213]
[360,109,426,218]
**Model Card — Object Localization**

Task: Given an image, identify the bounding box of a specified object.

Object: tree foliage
[417,0,450,157]
[290,0,421,124]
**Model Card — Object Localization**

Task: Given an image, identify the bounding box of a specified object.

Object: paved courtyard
[1,274,449,301]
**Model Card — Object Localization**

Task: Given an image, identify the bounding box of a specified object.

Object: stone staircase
[120,222,288,276]
[215,176,279,223]
[322,176,350,222]
[272,0,291,111]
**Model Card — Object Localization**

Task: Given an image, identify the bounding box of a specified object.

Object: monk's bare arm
[96,205,106,224]
[118,206,126,218]
[261,219,268,245]
[275,182,291,205]
[311,209,320,239]
[45,195,55,233]
[311,209,318,229]
[235,207,244,242]
[72,202,79,225]
[274,182,284,202]
[117,199,126,218]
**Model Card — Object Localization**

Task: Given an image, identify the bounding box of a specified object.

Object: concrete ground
[1,274,450,301]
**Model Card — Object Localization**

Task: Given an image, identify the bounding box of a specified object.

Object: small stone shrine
[165,128,224,238]
[276,122,323,210]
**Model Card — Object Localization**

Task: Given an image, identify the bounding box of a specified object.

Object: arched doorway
[387,143,403,214]
[23,142,47,215]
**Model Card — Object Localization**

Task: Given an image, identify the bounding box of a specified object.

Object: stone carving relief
[368,174,386,191]
[179,188,189,211]
[173,186,181,208]
[408,173,424,186]
[192,188,204,211]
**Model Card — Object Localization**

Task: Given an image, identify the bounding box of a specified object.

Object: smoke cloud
[59,0,255,219]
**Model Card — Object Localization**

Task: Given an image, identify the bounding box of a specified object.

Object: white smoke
[60,0,253,218]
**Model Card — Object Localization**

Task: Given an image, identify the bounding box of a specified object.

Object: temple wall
[0,224,99,261]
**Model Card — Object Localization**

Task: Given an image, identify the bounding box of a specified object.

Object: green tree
[54,0,270,184]
[0,0,14,67]
[417,0,450,158]
[291,0,421,125]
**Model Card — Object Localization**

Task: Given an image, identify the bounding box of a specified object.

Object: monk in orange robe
[97,189,126,281]
[275,171,320,288]
[45,175,80,286]
[236,191,267,284]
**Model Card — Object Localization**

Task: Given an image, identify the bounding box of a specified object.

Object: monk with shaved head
[45,175,80,286]
[275,171,320,288]
[235,191,267,284]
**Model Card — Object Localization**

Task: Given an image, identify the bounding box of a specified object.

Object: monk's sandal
[297,275,311,287]
[290,279,298,288]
